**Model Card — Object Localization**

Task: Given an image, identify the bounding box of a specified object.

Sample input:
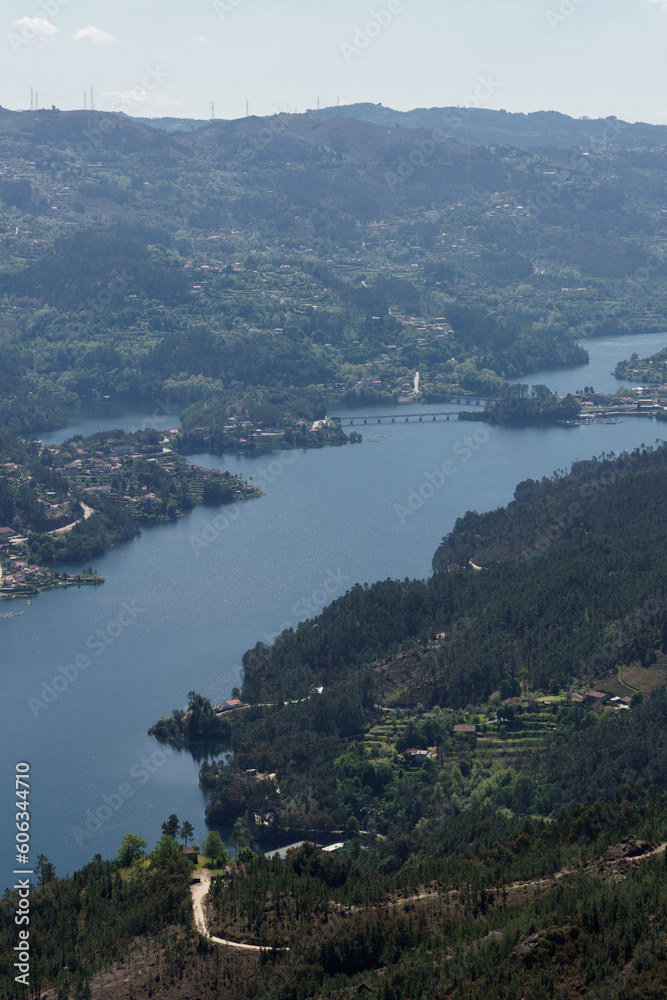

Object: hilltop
[87,104,667,152]
[306,102,667,150]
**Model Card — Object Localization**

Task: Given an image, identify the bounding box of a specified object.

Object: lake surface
[3,332,666,878]
[511,331,667,396]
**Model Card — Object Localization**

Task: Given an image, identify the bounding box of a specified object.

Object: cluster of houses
[0,550,53,595]
[1,526,98,598]
[32,438,249,511]
[582,689,632,710]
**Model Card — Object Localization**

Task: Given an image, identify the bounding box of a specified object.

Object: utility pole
[83,90,87,111]
[211,100,215,120]
[245,98,249,117]
[90,86,94,111]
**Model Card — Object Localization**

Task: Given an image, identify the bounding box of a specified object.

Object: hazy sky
[2,0,667,124]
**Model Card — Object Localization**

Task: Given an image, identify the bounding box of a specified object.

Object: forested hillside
[146,445,667,852]
[309,102,667,150]
[238,443,667,711]
[2,107,667,436]
[4,786,667,998]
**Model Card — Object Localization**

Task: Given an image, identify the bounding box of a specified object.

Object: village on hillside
[0,430,259,599]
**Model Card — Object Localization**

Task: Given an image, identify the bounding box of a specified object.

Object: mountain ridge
[3,102,667,152]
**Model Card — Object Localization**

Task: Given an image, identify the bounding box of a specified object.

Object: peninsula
[0,427,260,599]
[615,346,667,386]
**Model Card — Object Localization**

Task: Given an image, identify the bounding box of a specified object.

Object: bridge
[339,404,485,426]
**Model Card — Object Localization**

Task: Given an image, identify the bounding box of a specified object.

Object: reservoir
[2,332,666,877]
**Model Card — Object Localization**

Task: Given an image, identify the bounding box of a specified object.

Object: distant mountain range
[131,104,667,151]
[304,103,667,150]
[2,103,666,152]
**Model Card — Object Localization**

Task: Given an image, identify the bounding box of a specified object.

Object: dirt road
[190,870,288,951]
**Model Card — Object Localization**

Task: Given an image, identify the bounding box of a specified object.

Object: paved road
[50,502,94,535]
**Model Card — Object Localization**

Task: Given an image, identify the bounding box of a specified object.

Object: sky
[1,0,667,124]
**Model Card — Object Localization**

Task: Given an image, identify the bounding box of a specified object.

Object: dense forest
[0,849,192,1000]
[4,790,667,999]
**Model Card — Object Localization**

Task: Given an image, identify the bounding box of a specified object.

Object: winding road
[190,869,288,951]
[50,502,94,535]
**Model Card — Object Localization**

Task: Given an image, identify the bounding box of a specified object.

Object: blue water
[511,331,667,396]
[2,333,666,879]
